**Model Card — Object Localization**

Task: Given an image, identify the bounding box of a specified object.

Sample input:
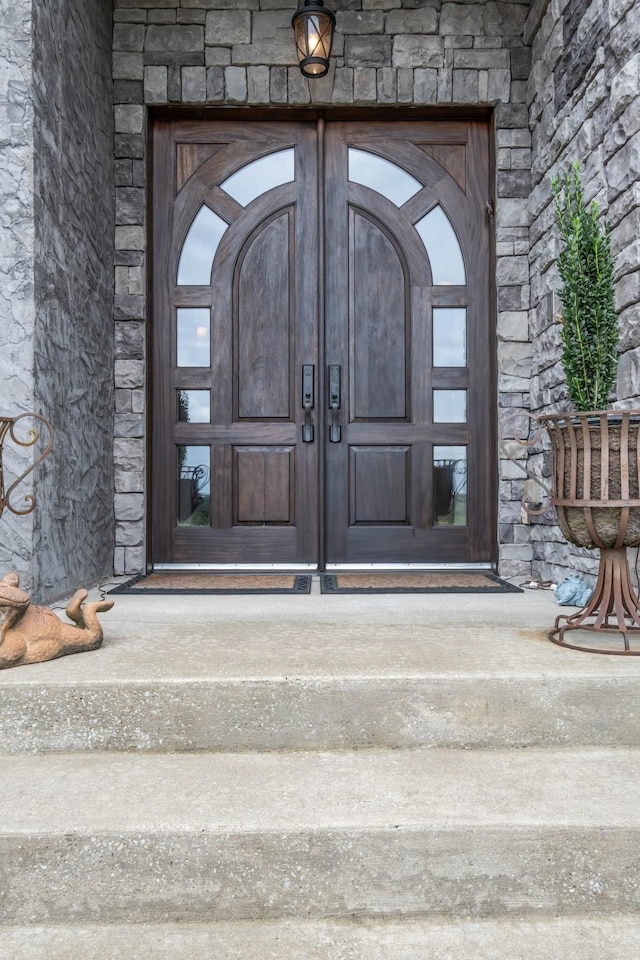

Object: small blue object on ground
[554,575,593,607]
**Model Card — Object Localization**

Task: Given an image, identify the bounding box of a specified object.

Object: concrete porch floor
[2,576,639,681]
[2,579,640,753]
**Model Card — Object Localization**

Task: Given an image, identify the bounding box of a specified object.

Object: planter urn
[503,408,640,655]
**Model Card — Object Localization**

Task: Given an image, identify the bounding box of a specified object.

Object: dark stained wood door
[150,117,495,567]
[151,120,319,564]
[323,120,494,564]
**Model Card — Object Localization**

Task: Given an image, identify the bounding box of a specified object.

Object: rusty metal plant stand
[502,408,640,655]
[550,546,640,654]
[0,414,54,521]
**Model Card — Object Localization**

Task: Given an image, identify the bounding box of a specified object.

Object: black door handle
[302,364,314,442]
[328,364,341,442]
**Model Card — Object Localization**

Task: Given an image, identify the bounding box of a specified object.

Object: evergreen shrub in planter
[538,164,640,653]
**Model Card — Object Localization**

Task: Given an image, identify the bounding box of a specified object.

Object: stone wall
[0,0,115,601]
[0,1,36,588]
[112,0,534,579]
[526,0,640,585]
[30,0,116,601]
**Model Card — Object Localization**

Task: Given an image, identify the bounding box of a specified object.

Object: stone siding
[30,0,116,600]
[0,1,36,588]
[526,0,640,585]
[0,0,115,601]
[112,0,533,579]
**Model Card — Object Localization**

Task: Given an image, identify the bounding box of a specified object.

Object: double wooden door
[151,117,495,567]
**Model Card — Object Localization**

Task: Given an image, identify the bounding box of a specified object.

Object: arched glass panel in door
[220,148,295,206]
[177,206,228,286]
[348,148,421,206]
[415,206,466,285]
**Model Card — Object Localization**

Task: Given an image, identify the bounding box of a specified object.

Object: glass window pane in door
[433,308,466,367]
[177,445,210,526]
[415,206,466,285]
[177,308,210,367]
[177,206,228,286]
[177,390,210,423]
[348,148,422,206]
[220,149,295,206]
[433,390,467,423]
[433,445,467,526]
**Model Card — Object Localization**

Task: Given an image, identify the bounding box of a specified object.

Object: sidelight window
[433,446,467,526]
[176,308,211,367]
[177,446,210,526]
[433,308,466,367]
[177,390,210,423]
[433,390,467,423]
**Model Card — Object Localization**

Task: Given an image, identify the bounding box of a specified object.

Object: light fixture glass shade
[292,0,335,78]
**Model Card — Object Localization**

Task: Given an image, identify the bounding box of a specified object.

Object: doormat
[320,572,522,594]
[109,573,312,595]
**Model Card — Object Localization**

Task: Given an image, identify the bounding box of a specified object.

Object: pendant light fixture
[291,0,335,78]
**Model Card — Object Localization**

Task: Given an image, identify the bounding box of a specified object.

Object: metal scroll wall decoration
[501,409,640,656]
[0,413,54,521]
[0,413,115,670]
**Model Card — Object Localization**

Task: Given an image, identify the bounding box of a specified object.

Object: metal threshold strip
[153,563,317,572]
[326,562,493,571]
[153,562,493,572]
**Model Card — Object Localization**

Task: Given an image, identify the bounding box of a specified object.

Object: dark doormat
[320,572,523,594]
[109,573,312,595]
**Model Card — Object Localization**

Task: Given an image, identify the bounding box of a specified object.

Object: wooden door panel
[351,211,408,421]
[235,446,294,525]
[236,212,292,420]
[174,526,298,561]
[151,120,318,564]
[324,119,494,565]
[176,143,226,192]
[350,446,410,525]
[418,143,467,191]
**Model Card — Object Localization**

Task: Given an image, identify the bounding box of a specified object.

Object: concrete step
[3,589,640,752]
[1,747,639,923]
[7,673,640,752]
[2,917,640,960]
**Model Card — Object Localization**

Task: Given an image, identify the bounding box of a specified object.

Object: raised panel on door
[351,210,409,421]
[151,120,319,564]
[324,120,494,565]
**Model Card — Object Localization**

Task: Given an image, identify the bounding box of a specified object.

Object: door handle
[328,364,341,443]
[302,364,314,442]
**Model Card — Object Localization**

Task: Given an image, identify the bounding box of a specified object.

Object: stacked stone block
[526,0,640,585]
[112,0,533,579]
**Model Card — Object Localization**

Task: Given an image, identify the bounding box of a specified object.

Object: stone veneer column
[112,0,533,580]
[527,0,640,585]
[0,0,115,602]
[0,0,36,588]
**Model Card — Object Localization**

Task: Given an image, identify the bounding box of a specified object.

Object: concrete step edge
[1,917,640,959]
[2,747,639,834]
[3,675,640,752]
